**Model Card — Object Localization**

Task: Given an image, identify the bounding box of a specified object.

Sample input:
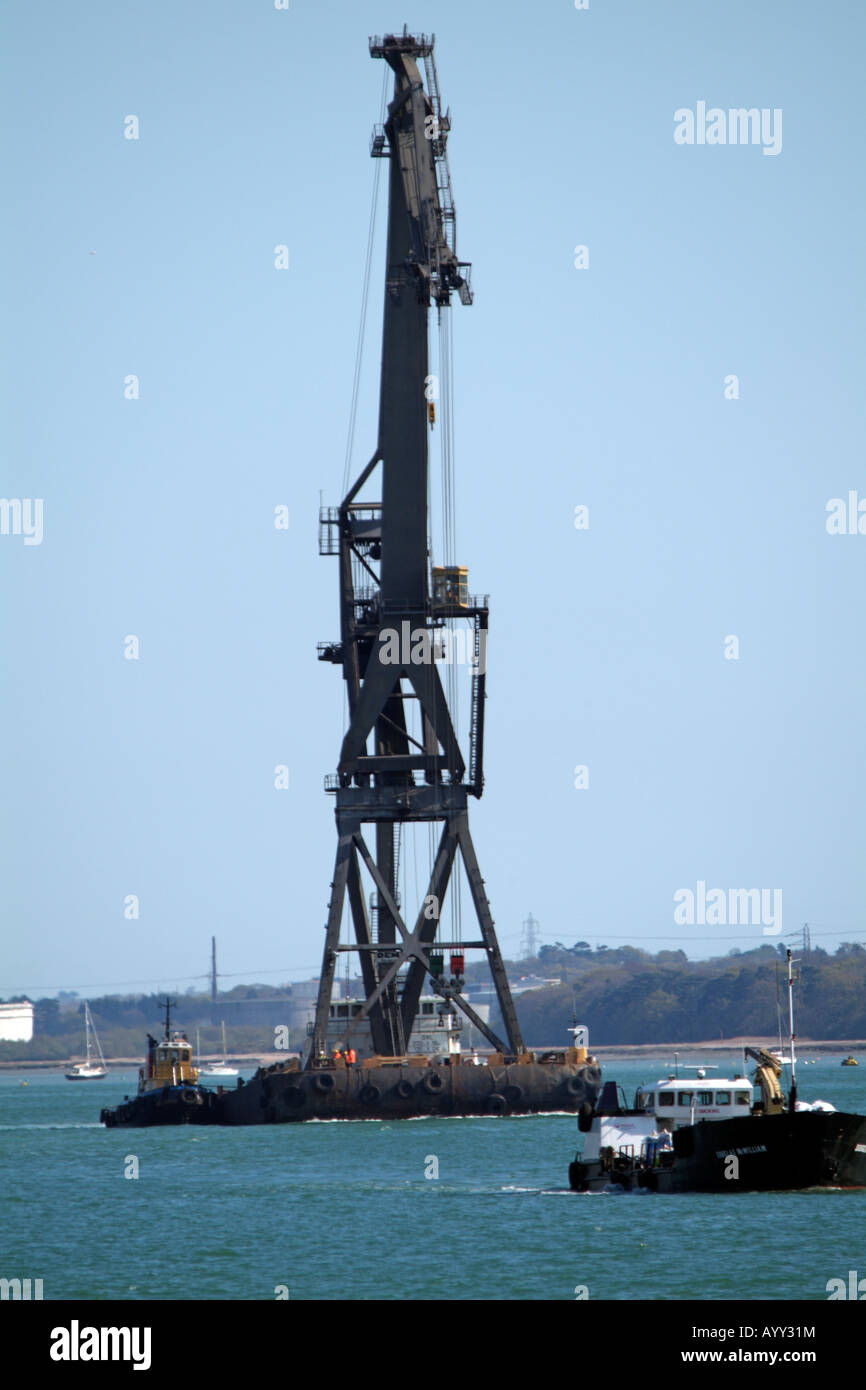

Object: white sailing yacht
[65,1001,107,1080]
[199,1021,238,1079]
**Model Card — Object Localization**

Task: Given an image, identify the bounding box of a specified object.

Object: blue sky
[2,0,864,999]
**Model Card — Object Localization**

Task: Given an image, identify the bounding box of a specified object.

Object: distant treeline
[0,986,293,1062]
[503,942,866,1045]
[3,943,865,1059]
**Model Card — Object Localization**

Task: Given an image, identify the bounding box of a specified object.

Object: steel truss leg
[457,812,525,1053]
[346,851,389,1056]
[310,811,525,1063]
[309,816,358,1064]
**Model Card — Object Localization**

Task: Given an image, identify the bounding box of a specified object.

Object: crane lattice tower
[310,30,524,1063]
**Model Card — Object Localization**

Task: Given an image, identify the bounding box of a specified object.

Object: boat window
[171,1050,179,1063]
[735,1091,751,1106]
[337,1004,349,1018]
[657,1091,674,1107]
[697,1090,713,1105]
[422,1003,435,1015]
[715,1091,731,1105]
[677,1092,693,1106]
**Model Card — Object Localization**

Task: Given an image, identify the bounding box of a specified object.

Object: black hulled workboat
[100,1001,218,1129]
[568,952,866,1194]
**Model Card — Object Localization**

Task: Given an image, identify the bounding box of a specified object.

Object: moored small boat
[65,1002,107,1081]
[198,1021,239,1080]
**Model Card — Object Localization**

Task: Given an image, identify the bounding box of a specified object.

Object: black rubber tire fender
[568,1160,585,1191]
[565,1075,585,1097]
[422,1072,444,1095]
[487,1092,507,1115]
[360,1083,381,1104]
[504,1083,523,1106]
[577,1102,594,1132]
[395,1079,414,1100]
[313,1071,335,1094]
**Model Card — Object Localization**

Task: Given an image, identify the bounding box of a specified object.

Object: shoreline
[589,1037,866,1060]
[1,1037,863,1073]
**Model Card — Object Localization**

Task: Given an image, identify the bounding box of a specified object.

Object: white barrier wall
[0,1001,34,1041]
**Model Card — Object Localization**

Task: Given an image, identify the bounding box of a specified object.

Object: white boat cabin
[582,1073,754,1165]
[635,1074,754,1127]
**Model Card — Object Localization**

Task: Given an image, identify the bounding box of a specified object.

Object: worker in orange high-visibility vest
[333,1048,342,1063]
[346,1047,357,1067]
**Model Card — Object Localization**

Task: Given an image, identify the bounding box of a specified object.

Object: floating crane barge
[218,28,599,1125]
[101,31,600,1129]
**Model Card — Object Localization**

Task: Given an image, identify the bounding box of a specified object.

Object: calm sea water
[2,1057,863,1302]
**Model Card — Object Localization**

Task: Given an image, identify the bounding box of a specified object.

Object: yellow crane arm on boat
[744,1046,785,1114]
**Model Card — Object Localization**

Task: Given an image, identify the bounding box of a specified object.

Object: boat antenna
[786,949,799,1109]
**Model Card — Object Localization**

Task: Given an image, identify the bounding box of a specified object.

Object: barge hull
[218,1060,601,1125]
[100,1061,603,1128]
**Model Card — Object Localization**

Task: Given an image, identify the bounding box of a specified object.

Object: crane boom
[744,1046,785,1114]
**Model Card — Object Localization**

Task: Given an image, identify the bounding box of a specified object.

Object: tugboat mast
[786,948,799,1110]
[160,997,175,1043]
[311,30,524,1065]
